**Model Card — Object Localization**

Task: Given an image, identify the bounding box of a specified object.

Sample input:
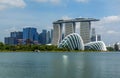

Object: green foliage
[0,42,117,52]
[0,42,68,52]
[0,42,4,50]
[107,47,115,51]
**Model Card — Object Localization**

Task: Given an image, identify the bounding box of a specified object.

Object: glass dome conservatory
[58,33,84,50]
[85,41,107,51]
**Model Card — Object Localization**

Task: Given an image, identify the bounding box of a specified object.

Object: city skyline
[5,27,53,45]
[0,0,120,45]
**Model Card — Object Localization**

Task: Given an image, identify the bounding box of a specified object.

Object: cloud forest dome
[84,41,107,51]
[58,33,84,50]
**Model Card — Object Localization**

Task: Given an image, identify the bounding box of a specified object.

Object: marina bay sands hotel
[52,18,99,45]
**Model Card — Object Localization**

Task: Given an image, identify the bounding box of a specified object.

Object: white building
[52,18,99,45]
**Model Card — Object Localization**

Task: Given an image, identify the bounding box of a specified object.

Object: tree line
[0,42,118,52]
[0,42,69,52]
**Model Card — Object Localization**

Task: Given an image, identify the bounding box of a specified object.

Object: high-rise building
[52,18,99,45]
[51,29,53,43]
[38,29,53,44]
[38,33,42,44]
[97,34,101,41]
[23,27,38,44]
[65,22,76,37]
[91,28,96,36]
[52,24,62,45]
[91,28,96,42]
[91,28,101,42]
[4,37,17,45]
[80,22,91,44]
[11,31,23,39]
[4,31,23,45]
[91,35,96,41]
[47,31,51,44]
[38,29,47,44]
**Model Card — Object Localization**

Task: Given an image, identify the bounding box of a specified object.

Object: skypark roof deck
[53,18,99,24]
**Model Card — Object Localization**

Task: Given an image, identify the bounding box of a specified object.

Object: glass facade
[58,33,106,51]
[58,33,84,50]
[23,27,38,44]
[4,37,17,45]
[11,31,23,39]
[85,41,107,51]
[5,31,23,45]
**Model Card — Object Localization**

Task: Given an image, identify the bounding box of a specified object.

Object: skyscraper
[4,31,23,45]
[4,37,17,45]
[38,29,47,44]
[47,31,51,44]
[51,29,53,43]
[52,18,99,45]
[91,28,96,42]
[11,31,23,39]
[91,28,96,36]
[65,22,76,37]
[52,23,62,45]
[23,27,38,44]
[91,28,101,42]
[97,34,101,41]
[80,22,91,44]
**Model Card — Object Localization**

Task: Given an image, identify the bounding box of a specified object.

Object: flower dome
[58,33,84,50]
[85,41,107,51]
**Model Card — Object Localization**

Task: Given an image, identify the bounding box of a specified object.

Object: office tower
[5,37,17,45]
[38,33,42,44]
[11,31,23,39]
[91,28,101,42]
[52,18,99,45]
[4,31,23,45]
[38,29,47,44]
[11,31,23,45]
[42,30,47,44]
[91,28,96,42]
[91,28,96,36]
[80,22,91,44]
[91,35,96,42]
[97,34,101,41]
[50,29,53,43]
[23,27,38,44]
[47,31,51,44]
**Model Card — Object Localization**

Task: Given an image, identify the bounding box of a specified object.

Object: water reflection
[0,52,120,78]
[62,55,68,78]
[63,55,68,66]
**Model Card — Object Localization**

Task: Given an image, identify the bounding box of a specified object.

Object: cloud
[0,5,7,10]
[92,15,120,45]
[102,16,120,24]
[93,15,120,33]
[0,0,26,10]
[107,30,119,35]
[35,0,61,4]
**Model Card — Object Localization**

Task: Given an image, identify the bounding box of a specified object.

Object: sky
[0,0,120,45]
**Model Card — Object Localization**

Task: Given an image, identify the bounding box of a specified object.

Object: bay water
[0,52,119,78]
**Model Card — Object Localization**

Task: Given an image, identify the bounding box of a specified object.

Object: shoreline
[0,50,117,52]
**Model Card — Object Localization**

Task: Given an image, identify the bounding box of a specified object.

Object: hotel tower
[52,18,99,45]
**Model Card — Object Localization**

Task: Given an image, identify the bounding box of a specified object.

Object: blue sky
[0,0,120,45]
